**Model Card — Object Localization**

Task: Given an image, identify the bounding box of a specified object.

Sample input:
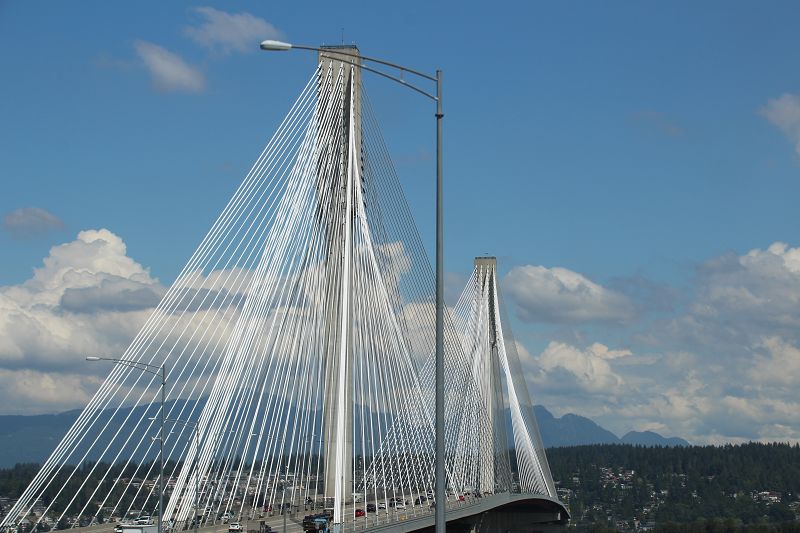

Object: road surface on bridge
[56,493,517,533]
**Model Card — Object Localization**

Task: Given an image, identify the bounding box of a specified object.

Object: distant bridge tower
[317,45,362,520]
[473,257,513,492]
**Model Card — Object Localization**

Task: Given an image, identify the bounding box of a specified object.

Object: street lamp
[281,462,286,533]
[259,39,446,533]
[163,419,200,533]
[87,356,167,533]
[262,436,288,533]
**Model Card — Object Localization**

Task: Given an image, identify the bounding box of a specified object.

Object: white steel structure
[451,257,555,498]
[1,52,556,532]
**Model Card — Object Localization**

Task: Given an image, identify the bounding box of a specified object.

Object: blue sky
[2,1,800,444]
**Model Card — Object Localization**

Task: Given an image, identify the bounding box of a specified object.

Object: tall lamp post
[264,436,289,533]
[281,458,286,533]
[259,39,446,533]
[162,419,199,533]
[87,357,167,533]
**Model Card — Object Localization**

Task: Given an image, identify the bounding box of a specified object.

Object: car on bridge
[228,522,243,533]
[388,497,405,507]
[301,514,330,532]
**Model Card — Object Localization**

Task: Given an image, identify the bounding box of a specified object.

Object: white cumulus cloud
[525,241,800,445]
[504,265,634,323]
[134,40,205,93]
[750,336,800,387]
[532,341,629,394]
[185,7,282,55]
[659,241,800,353]
[760,93,800,155]
[0,368,101,415]
[0,229,163,413]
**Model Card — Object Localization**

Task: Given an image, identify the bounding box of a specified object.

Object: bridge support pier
[410,496,568,533]
[455,511,566,533]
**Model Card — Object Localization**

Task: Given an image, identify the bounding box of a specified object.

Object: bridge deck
[55,493,567,533]
[365,493,568,533]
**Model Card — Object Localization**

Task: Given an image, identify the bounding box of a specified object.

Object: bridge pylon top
[317,44,361,63]
[474,256,497,269]
[319,44,360,51]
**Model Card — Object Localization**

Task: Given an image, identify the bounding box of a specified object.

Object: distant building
[756,491,781,504]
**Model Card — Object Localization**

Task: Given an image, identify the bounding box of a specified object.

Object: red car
[355,509,366,518]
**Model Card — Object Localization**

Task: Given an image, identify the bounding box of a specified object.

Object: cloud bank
[2,230,799,444]
[509,243,800,445]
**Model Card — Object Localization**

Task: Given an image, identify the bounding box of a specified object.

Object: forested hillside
[547,443,800,531]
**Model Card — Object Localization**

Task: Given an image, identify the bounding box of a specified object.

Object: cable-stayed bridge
[2,46,567,533]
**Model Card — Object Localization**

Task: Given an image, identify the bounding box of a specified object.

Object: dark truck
[302,513,330,532]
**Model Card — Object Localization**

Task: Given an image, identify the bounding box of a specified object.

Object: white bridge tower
[317,45,362,522]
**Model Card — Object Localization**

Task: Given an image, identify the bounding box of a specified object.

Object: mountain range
[532,405,689,448]
[0,405,688,468]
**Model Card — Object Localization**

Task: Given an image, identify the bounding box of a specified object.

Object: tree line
[546,442,800,530]
[1,443,798,530]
